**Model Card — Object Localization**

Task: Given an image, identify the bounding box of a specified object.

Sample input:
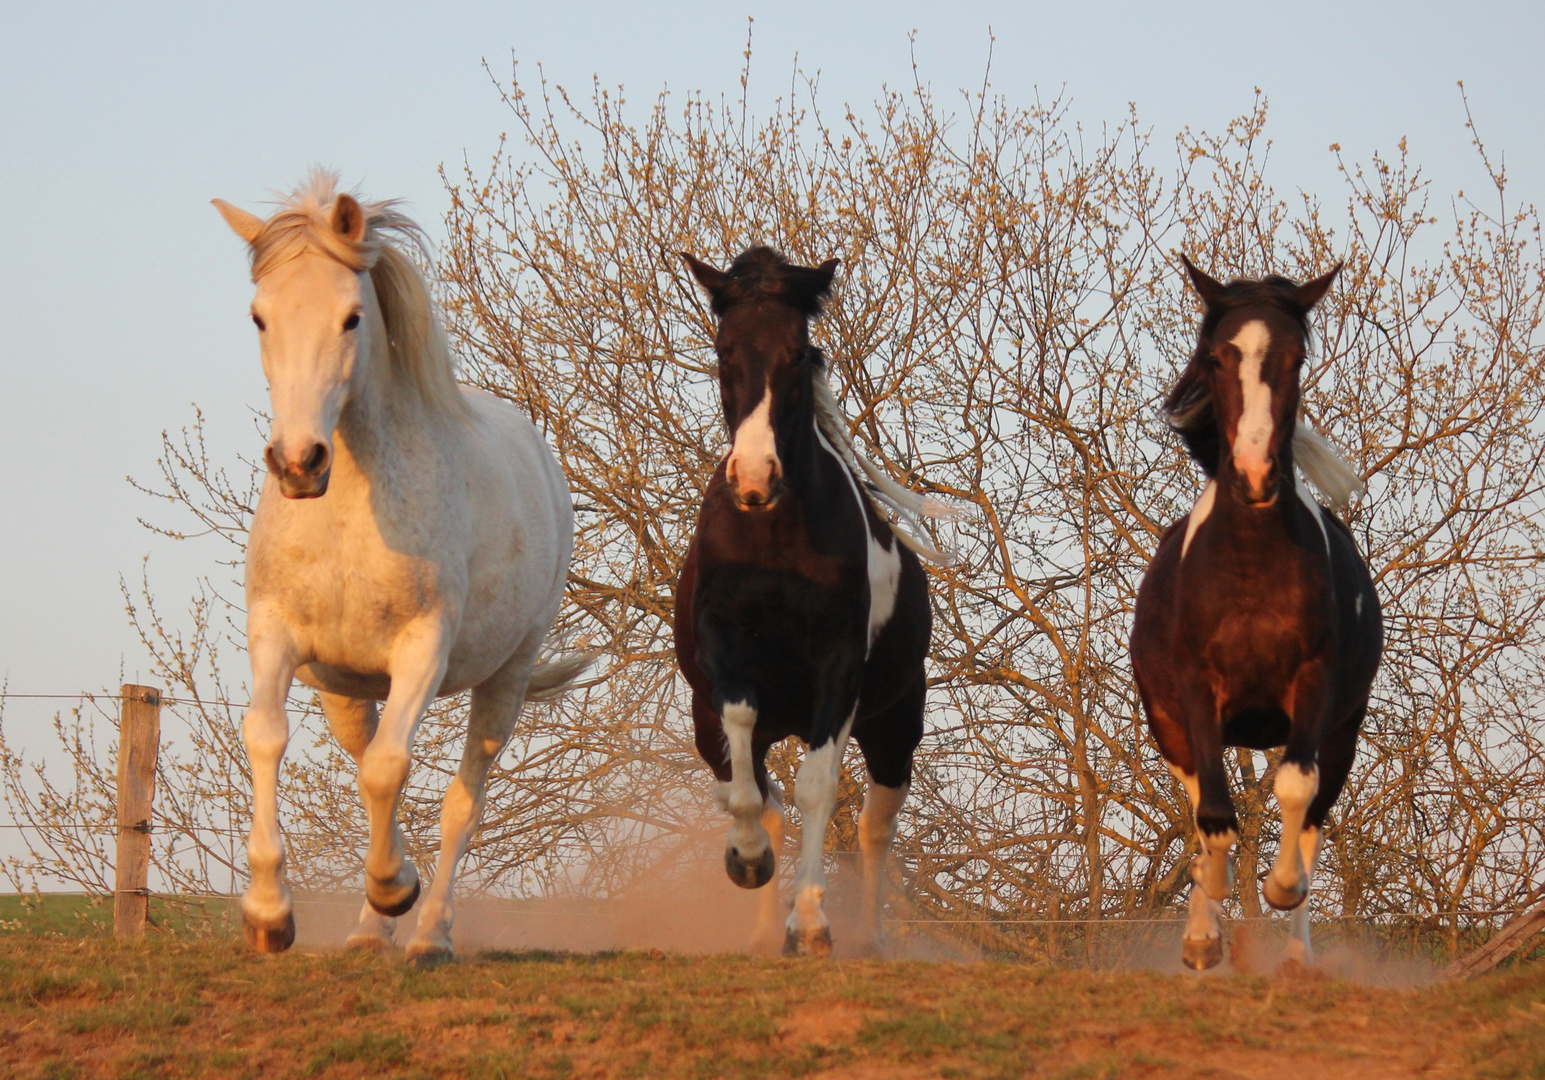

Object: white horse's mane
[810,371,960,565]
[246,169,466,421]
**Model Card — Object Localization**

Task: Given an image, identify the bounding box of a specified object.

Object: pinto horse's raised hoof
[242,911,296,955]
[366,872,421,918]
[1182,935,1224,971]
[1262,873,1309,912]
[783,925,834,958]
[725,845,776,890]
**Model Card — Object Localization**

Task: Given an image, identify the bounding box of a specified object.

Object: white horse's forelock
[247,169,468,423]
[810,371,961,565]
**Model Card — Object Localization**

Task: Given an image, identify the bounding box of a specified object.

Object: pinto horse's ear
[1294,263,1342,311]
[331,193,367,243]
[213,199,265,245]
[1180,254,1226,304]
[681,252,730,296]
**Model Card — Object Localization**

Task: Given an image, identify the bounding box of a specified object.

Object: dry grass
[1,936,1541,1079]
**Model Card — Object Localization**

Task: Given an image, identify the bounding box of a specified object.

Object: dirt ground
[1,931,1541,1080]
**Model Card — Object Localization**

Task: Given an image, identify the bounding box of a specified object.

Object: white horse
[214,172,584,964]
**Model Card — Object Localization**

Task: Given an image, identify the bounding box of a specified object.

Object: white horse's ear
[213,199,264,244]
[331,193,366,243]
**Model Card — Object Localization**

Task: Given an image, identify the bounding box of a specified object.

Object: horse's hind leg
[1284,703,1364,967]
[406,651,531,965]
[318,693,396,951]
[748,782,786,955]
[359,620,449,925]
[241,621,299,953]
[852,675,924,957]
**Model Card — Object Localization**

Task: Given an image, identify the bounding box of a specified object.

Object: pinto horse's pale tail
[1291,423,1365,509]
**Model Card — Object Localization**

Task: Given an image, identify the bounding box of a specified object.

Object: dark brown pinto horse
[674,247,941,957]
[1130,258,1383,971]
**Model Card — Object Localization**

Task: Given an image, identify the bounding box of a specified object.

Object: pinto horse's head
[681,247,839,511]
[1167,257,1340,507]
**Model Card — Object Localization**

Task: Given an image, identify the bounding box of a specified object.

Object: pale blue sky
[1,0,1541,726]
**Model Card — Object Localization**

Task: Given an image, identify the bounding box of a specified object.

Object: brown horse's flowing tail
[526,649,602,703]
[1292,423,1366,510]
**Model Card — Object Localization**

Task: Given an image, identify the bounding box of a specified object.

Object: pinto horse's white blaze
[1231,320,1275,498]
[727,389,780,505]
[1181,481,1218,560]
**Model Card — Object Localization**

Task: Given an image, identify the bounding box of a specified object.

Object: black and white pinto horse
[674,247,950,957]
[1130,258,1383,970]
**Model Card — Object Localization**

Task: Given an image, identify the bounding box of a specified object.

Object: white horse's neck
[334,286,443,476]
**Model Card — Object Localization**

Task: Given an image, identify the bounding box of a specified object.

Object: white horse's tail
[1292,422,1365,510]
[526,648,602,703]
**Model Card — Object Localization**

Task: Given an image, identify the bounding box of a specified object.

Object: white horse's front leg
[408,659,530,964]
[241,622,299,953]
[785,723,851,957]
[319,693,399,952]
[855,779,907,957]
[359,618,449,926]
[748,783,786,955]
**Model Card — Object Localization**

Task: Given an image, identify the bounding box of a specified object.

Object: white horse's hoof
[242,910,296,954]
[406,941,453,969]
[783,925,833,958]
[1182,935,1223,971]
[345,929,394,952]
[366,866,420,917]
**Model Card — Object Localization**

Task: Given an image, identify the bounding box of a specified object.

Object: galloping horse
[675,247,949,956]
[214,173,584,963]
[1130,258,1383,970]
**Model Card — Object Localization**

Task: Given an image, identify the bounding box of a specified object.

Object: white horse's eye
[251,313,266,331]
[343,312,361,331]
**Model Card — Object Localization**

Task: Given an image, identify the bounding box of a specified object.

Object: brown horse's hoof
[366,874,420,918]
[1182,935,1223,971]
[242,911,296,954]
[725,845,776,890]
[783,925,833,958]
[1263,874,1308,912]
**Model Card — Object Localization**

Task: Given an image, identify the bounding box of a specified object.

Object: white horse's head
[214,189,381,499]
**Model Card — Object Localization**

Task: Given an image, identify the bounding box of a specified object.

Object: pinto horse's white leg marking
[358,618,449,922]
[240,621,299,952]
[1169,762,1226,969]
[1264,762,1319,912]
[1181,481,1217,560]
[857,780,907,955]
[727,390,780,502]
[1231,320,1274,495]
[720,701,774,887]
[409,657,535,962]
[786,719,853,956]
[749,783,787,954]
[1285,824,1323,965]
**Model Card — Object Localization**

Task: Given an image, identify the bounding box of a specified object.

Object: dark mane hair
[703,246,835,318]
[1165,274,1316,476]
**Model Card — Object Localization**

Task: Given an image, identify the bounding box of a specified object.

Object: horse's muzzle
[267,441,333,499]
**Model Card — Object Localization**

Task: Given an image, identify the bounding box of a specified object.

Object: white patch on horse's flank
[814,418,896,648]
[1295,476,1330,553]
[1355,594,1364,618]
[728,390,779,492]
[1231,320,1274,471]
[1181,481,1217,560]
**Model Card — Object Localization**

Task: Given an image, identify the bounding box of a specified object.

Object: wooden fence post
[114,684,162,938]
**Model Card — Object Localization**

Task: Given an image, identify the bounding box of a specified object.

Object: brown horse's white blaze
[1230,320,1277,503]
[726,388,782,507]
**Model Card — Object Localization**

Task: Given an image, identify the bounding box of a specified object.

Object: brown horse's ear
[816,257,840,283]
[331,193,366,243]
[1180,254,1226,304]
[1294,263,1342,311]
[681,252,729,295]
[213,199,264,244]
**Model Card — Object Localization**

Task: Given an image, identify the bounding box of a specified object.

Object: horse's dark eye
[251,313,266,331]
[343,312,361,331]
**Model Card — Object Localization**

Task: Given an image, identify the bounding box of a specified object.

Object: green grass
[0,936,1541,1079]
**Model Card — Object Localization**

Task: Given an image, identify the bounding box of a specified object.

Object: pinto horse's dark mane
[700,246,835,318]
[1164,273,1317,477]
